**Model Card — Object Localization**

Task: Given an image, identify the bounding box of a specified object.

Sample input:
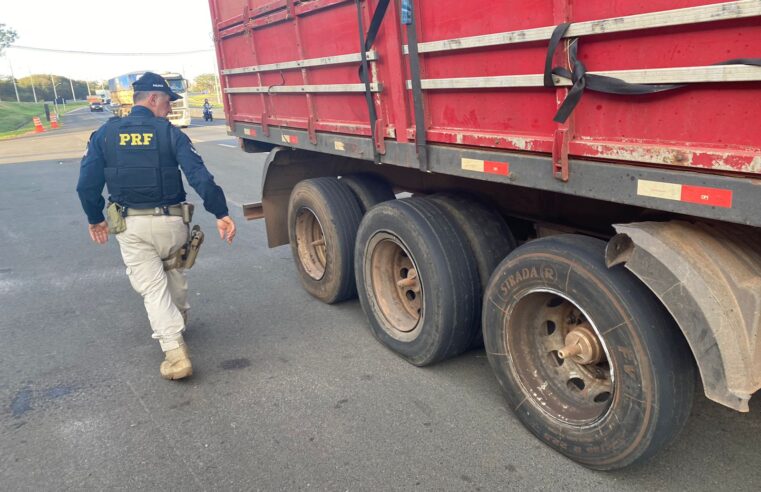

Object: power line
[9,45,214,56]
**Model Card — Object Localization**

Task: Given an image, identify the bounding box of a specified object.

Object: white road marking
[218,144,237,148]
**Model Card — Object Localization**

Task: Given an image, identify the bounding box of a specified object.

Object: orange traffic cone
[32,117,45,133]
[50,114,59,129]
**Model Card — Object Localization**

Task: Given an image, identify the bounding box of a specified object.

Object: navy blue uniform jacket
[76,106,229,224]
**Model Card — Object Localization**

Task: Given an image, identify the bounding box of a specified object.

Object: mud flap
[606,221,761,412]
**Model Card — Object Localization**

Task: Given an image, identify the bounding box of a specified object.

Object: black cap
[132,72,182,101]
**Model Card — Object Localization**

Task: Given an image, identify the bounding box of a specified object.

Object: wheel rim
[505,289,614,426]
[367,232,423,340]
[294,207,327,280]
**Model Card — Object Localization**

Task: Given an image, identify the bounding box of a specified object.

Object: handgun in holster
[183,225,204,269]
[164,225,204,271]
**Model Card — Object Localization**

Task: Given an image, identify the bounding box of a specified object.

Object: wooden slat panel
[402,0,761,54]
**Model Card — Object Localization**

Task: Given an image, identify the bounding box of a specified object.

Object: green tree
[0,74,96,102]
[192,73,216,93]
[0,23,17,55]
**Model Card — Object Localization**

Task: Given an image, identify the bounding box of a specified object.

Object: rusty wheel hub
[505,290,614,424]
[294,207,327,280]
[558,324,604,365]
[367,233,423,340]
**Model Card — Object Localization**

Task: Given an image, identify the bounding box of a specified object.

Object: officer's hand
[88,221,109,244]
[217,216,236,244]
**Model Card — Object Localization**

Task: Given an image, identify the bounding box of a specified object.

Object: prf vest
[103,115,184,208]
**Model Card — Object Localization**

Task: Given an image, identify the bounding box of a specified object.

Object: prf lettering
[119,133,154,146]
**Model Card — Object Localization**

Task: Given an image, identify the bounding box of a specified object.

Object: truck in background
[208,0,761,470]
[94,89,111,104]
[107,71,191,127]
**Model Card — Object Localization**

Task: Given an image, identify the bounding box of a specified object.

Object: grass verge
[0,101,89,140]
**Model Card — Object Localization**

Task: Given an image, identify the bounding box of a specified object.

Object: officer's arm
[76,130,107,225]
[175,130,236,244]
[174,129,230,219]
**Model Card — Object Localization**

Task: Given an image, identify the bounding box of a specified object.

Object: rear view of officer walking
[76,72,236,380]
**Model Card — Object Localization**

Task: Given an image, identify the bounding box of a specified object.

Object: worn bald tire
[355,198,480,366]
[287,177,363,304]
[340,173,396,213]
[429,193,516,348]
[483,235,695,470]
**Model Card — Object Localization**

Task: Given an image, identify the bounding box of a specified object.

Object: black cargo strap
[358,0,392,82]
[356,0,392,84]
[403,0,428,171]
[356,0,391,164]
[544,22,761,123]
[364,0,391,55]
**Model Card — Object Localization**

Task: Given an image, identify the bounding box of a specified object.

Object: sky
[2,0,219,82]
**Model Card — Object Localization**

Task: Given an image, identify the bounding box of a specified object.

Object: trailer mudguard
[258,147,381,247]
[606,221,761,412]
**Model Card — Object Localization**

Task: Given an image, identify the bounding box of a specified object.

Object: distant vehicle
[107,71,191,127]
[95,89,111,105]
[90,101,104,112]
[203,106,213,122]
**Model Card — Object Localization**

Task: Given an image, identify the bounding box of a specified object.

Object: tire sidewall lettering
[484,253,655,465]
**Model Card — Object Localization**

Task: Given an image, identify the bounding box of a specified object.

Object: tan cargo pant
[116,215,189,352]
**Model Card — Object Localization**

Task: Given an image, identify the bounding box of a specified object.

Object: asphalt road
[1,108,760,491]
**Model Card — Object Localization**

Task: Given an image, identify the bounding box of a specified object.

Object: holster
[106,202,127,234]
[181,203,194,224]
[184,225,204,268]
[164,225,204,271]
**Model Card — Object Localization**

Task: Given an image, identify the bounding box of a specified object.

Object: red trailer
[208,0,761,469]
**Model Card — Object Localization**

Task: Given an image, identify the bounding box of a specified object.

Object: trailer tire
[355,198,480,366]
[430,193,516,348]
[340,173,396,213]
[287,177,363,303]
[483,234,695,470]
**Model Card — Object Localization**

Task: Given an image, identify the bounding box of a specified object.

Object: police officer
[76,72,236,380]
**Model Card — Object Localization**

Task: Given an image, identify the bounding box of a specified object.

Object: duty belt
[124,204,183,217]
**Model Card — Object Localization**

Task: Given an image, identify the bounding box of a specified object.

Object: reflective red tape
[484,160,509,176]
[461,158,510,176]
[637,179,733,209]
[680,185,733,208]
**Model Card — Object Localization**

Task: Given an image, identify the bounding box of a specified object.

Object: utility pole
[212,55,223,105]
[7,57,20,102]
[86,80,91,96]
[69,77,76,101]
[51,74,59,114]
[214,72,222,105]
[29,71,37,103]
